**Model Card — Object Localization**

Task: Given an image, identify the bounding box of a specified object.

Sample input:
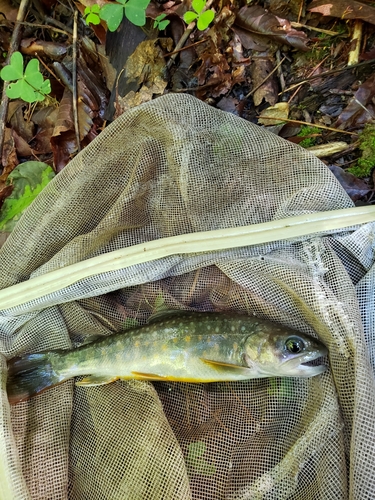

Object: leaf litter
[0,0,375,240]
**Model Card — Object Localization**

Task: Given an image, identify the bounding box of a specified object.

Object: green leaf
[124,0,150,26]
[0,162,55,232]
[86,12,101,25]
[5,80,23,99]
[183,11,198,24]
[0,51,24,81]
[192,0,206,14]
[156,19,169,30]
[39,79,51,94]
[197,9,214,30]
[100,3,124,31]
[24,59,44,89]
[7,80,36,103]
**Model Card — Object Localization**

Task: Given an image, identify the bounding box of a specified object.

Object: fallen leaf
[216,96,240,114]
[51,89,93,171]
[258,102,289,124]
[309,0,375,25]
[250,53,279,106]
[335,74,375,129]
[329,165,372,202]
[0,161,55,232]
[125,39,169,86]
[0,0,18,22]
[235,5,309,52]
[20,38,67,59]
[1,128,18,176]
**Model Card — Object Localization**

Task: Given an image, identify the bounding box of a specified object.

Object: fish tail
[7,353,62,404]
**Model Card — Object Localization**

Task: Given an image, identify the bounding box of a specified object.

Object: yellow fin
[75,375,119,386]
[200,358,249,371]
[131,371,169,381]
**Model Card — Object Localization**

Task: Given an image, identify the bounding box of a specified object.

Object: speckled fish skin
[7,311,328,403]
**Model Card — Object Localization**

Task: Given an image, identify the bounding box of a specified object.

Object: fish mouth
[281,348,328,377]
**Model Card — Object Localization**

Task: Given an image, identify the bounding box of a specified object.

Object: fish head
[243,321,328,378]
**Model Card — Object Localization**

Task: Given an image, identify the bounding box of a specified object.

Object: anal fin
[131,371,169,381]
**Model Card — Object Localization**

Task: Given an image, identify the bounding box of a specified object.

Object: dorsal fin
[147,309,190,324]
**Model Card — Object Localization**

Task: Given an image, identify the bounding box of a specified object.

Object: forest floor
[0,0,375,234]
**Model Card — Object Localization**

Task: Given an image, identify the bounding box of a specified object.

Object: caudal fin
[7,353,61,404]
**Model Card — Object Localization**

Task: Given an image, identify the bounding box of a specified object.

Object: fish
[6,311,328,404]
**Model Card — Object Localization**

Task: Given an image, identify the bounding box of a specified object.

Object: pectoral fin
[75,375,119,387]
[200,358,249,371]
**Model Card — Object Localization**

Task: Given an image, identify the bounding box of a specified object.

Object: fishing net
[0,93,375,499]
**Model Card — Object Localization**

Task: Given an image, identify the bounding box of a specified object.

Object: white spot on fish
[215,327,219,333]
[241,326,246,332]
[231,326,235,332]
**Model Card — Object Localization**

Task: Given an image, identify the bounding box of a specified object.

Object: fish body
[7,311,328,403]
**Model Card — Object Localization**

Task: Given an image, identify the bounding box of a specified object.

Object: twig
[257,116,357,135]
[348,20,362,67]
[45,16,73,35]
[275,50,285,92]
[72,10,80,153]
[18,20,72,37]
[245,56,286,99]
[282,58,375,93]
[287,55,329,104]
[163,38,208,57]
[291,22,339,36]
[0,0,30,164]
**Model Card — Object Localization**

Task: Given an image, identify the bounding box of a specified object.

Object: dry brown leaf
[235,5,309,52]
[1,128,18,178]
[329,165,372,202]
[258,102,289,125]
[335,74,375,129]
[309,0,375,25]
[125,39,170,86]
[250,54,279,106]
[20,38,67,59]
[51,89,94,171]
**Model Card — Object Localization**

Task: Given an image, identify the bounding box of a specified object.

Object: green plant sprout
[86,0,151,31]
[84,5,101,25]
[153,13,170,30]
[183,0,215,31]
[348,124,375,178]
[0,52,51,103]
[297,125,321,148]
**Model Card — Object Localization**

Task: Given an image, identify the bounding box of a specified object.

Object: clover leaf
[99,0,151,31]
[84,5,101,26]
[153,13,170,30]
[183,0,215,31]
[0,52,51,103]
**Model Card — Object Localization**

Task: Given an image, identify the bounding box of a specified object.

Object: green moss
[297,126,321,148]
[348,124,375,178]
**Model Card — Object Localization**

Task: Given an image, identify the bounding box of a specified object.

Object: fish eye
[285,337,305,354]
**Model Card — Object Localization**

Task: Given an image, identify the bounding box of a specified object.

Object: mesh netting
[0,93,375,499]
